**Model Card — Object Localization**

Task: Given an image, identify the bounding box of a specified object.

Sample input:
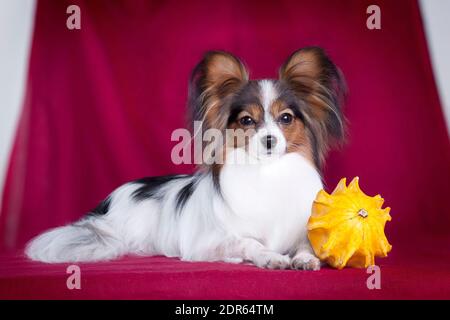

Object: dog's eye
[279,113,293,124]
[239,116,255,126]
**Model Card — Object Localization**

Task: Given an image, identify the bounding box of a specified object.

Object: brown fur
[189,48,346,177]
[269,101,314,164]
[279,47,346,165]
[189,51,248,133]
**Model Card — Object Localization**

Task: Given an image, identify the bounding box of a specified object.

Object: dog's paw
[291,252,321,271]
[224,257,244,264]
[253,251,291,270]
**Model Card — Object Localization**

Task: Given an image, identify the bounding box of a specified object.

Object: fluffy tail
[25,217,125,263]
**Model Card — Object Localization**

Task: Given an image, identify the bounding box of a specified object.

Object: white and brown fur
[26,47,346,270]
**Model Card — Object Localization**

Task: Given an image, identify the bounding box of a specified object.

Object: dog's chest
[219,153,322,252]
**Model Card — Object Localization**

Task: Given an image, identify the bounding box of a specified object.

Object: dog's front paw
[254,251,291,270]
[291,252,321,271]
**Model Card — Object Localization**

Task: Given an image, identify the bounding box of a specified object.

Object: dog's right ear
[279,47,347,165]
[189,51,248,131]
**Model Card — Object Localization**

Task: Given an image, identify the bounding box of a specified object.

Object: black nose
[262,135,277,149]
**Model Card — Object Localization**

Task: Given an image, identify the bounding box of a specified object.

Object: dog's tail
[25,183,144,263]
[25,215,125,263]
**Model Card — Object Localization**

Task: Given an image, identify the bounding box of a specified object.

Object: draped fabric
[1,0,449,299]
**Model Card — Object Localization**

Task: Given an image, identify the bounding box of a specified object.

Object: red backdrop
[1,0,449,254]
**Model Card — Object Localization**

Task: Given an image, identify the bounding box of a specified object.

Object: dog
[26,47,346,270]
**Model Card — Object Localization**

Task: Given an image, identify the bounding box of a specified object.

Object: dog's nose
[262,135,277,150]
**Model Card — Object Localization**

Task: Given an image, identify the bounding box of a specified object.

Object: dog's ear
[189,51,248,131]
[279,47,346,163]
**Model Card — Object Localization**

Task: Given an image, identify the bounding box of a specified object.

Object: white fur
[260,80,277,114]
[26,153,321,269]
[26,80,323,270]
[245,80,287,160]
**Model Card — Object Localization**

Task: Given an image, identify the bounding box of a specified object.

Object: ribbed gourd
[307,177,392,269]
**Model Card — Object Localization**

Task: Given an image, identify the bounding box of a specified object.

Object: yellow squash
[307,177,392,269]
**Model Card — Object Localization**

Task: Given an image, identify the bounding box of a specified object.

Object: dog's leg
[219,237,291,269]
[291,241,321,271]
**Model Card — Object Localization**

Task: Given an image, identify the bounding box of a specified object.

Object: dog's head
[189,47,346,170]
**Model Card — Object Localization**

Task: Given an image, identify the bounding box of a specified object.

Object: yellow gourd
[307,177,392,269]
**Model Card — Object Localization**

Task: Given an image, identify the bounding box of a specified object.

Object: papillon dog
[26,47,346,270]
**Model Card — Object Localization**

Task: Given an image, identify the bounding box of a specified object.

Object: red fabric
[1,0,450,299]
[1,235,450,299]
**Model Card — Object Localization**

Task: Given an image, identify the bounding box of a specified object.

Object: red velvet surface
[1,235,450,299]
[1,0,450,299]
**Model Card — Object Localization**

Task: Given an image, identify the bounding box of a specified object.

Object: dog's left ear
[279,47,347,161]
[189,51,249,131]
